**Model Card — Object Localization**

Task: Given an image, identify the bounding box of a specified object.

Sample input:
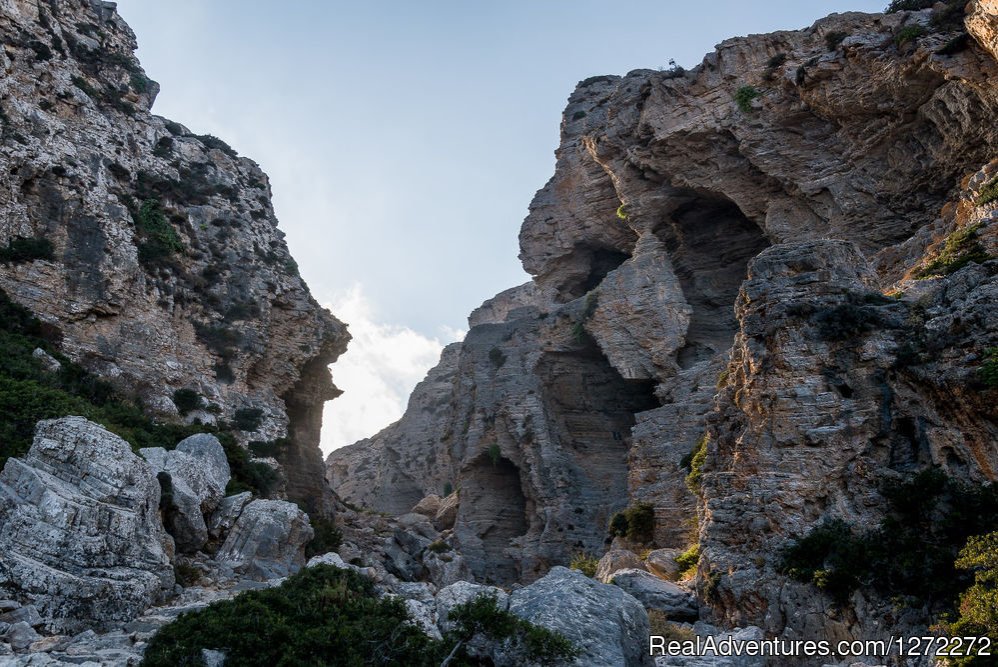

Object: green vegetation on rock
[569,552,599,578]
[141,566,579,667]
[609,502,656,544]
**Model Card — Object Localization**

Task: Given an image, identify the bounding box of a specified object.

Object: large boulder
[214,500,313,580]
[609,569,698,621]
[508,566,651,667]
[644,549,684,581]
[0,418,175,633]
[140,434,230,553]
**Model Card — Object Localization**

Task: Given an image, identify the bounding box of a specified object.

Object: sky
[114,0,886,453]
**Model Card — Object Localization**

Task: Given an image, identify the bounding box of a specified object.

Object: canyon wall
[328,1,998,644]
[0,0,348,513]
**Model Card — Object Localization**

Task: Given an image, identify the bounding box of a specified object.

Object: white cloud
[320,284,448,454]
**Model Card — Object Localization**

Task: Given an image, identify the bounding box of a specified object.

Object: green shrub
[304,514,342,559]
[734,85,760,113]
[141,565,442,666]
[569,552,599,578]
[129,72,152,94]
[446,592,580,665]
[939,532,998,666]
[895,25,926,47]
[675,544,701,579]
[978,347,998,389]
[486,443,501,466]
[233,407,264,432]
[133,199,182,267]
[222,437,279,497]
[171,388,202,415]
[0,237,55,264]
[428,540,452,554]
[780,470,998,609]
[248,438,289,458]
[937,33,971,56]
[142,567,578,667]
[977,177,998,206]
[684,434,708,494]
[885,0,933,11]
[196,134,238,158]
[915,222,990,277]
[608,503,656,544]
[615,204,629,220]
[825,31,848,51]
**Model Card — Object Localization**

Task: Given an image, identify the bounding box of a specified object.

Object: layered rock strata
[329,2,998,648]
[0,0,347,512]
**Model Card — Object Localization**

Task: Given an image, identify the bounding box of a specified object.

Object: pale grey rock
[140,435,229,553]
[423,550,472,589]
[0,607,40,628]
[509,567,651,667]
[655,626,765,667]
[0,0,349,517]
[215,500,313,580]
[0,418,174,633]
[30,349,61,374]
[410,495,442,518]
[403,599,441,642]
[433,492,459,531]
[207,492,252,542]
[0,602,18,613]
[645,549,684,581]
[201,648,226,667]
[609,569,698,621]
[5,622,40,651]
[595,549,646,584]
[0,641,11,656]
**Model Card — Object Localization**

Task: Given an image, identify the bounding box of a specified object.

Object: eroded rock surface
[214,499,313,580]
[0,418,174,633]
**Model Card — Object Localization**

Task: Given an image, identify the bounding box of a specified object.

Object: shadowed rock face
[0,1,348,512]
[331,5,998,644]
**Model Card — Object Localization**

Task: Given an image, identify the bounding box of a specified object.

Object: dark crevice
[653,192,770,362]
[557,244,630,302]
[461,455,528,584]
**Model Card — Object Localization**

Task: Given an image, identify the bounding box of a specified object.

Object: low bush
[915,222,989,277]
[609,503,656,544]
[683,434,708,494]
[977,177,998,207]
[734,86,760,113]
[141,567,579,666]
[938,532,998,666]
[172,388,202,415]
[569,552,599,578]
[675,544,701,579]
[233,407,264,432]
[133,199,182,267]
[885,0,934,11]
[780,470,998,609]
[895,25,926,47]
[304,514,342,559]
[488,347,506,369]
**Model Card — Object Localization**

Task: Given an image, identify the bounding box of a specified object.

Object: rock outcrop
[0,0,348,514]
[214,499,313,580]
[0,417,174,633]
[329,1,998,652]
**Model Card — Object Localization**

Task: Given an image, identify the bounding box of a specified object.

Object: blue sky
[115,0,886,450]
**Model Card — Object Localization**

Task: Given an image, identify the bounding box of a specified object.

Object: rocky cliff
[329,0,998,650]
[0,0,348,512]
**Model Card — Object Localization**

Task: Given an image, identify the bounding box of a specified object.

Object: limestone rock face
[139,435,229,553]
[609,569,698,621]
[214,499,313,580]
[508,566,651,667]
[0,417,174,633]
[328,2,998,648]
[0,0,348,515]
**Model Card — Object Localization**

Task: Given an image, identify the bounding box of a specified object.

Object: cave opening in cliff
[558,244,631,301]
[461,453,529,584]
[654,193,770,368]
[534,338,660,553]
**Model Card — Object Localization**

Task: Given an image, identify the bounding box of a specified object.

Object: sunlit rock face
[0,0,348,513]
[330,5,998,647]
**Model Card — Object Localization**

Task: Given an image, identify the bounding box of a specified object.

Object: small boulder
[411,495,442,518]
[4,621,40,651]
[509,566,651,667]
[595,549,646,583]
[140,434,230,553]
[433,492,459,531]
[214,500,313,580]
[435,581,509,636]
[423,549,472,588]
[207,492,253,542]
[610,569,698,621]
[0,605,41,627]
[645,548,684,581]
